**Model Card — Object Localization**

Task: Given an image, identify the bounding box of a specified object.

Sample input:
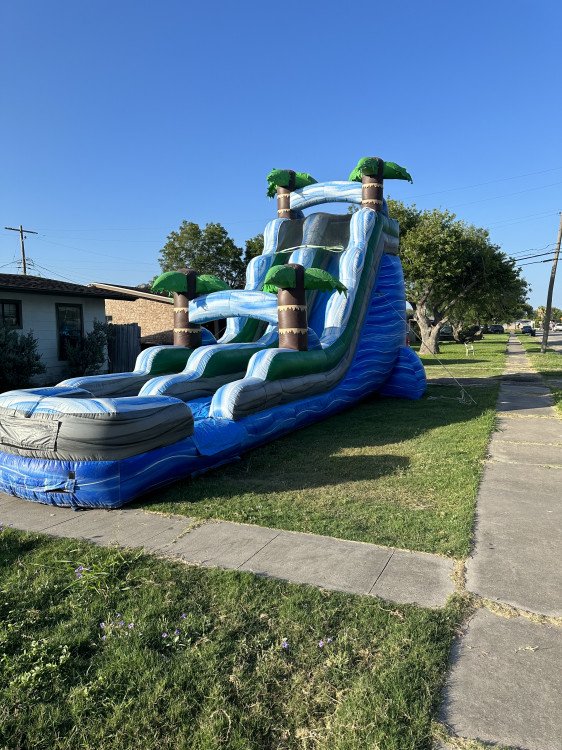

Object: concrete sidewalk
[440,336,562,750]
[0,491,454,608]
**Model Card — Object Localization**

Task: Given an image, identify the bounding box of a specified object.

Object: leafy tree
[535,305,562,326]
[387,200,529,354]
[65,320,108,377]
[447,253,529,339]
[0,326,46,390]
[159,222,246,288]
[244,234,264,264]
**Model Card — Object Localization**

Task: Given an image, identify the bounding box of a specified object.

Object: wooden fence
[107,323,141,372]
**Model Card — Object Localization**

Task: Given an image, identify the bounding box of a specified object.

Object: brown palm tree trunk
[361,158,384,211]
[278,263,308,351]
[276,170,296,219]
[173,268,202,348]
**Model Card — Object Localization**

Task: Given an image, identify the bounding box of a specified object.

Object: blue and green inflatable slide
[0,176,425,508]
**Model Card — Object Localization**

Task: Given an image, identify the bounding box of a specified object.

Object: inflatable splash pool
[0,158,426,508]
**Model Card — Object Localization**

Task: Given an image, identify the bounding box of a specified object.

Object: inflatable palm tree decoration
[152,269,229,348]
[264,264,346,351]
[349,156,412,212]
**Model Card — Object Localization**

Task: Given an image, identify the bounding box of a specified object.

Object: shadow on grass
[137,385,499,511]
[423,358,487,366]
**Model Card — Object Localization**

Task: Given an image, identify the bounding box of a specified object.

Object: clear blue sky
[1,0,560,308]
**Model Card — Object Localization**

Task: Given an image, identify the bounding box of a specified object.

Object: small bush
[0,326,46,391]
[65,320,108,377]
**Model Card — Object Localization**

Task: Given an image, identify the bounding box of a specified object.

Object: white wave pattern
[290,181,362,211]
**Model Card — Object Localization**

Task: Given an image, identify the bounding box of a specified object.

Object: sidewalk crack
[236,531,281,570]
[368,550,394,594]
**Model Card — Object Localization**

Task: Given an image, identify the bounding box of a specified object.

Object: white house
[0,273,134,384]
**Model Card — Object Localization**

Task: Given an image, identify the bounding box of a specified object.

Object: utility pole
[4,225,38,275]
[540,211,562,353]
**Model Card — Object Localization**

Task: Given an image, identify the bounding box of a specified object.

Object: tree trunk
[278,263,308,351]
[415,306,442,355]
[173,268,202,348]
[452,322,464,342]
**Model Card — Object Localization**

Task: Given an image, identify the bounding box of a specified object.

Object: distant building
[0,274,133,384]
[93,283,175,346]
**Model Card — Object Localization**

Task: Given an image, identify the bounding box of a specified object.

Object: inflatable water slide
[0,158,426,509]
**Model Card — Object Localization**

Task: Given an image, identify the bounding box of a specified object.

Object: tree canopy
[388,199,529,353]
[158,222,246,288]
[244,234,264,264]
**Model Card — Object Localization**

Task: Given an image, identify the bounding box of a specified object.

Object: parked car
[438,324,455,341]
[521,325,536,336]
[488,324,505,334]
[553,323,562,332]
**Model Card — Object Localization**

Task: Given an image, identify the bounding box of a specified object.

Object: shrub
[0,326,46,391]
[65,320,108,377]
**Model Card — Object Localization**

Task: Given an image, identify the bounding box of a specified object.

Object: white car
[553,323,562,332]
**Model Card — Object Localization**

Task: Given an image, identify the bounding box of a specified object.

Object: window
[1,300,22,328]
[56,303,83,360]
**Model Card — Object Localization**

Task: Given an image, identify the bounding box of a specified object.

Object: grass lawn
[0,528,464,750]
[514,333,562,415]
[419,333,508,381]
[137,341,508,560]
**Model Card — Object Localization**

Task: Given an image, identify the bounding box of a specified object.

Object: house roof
[91,282,172,304]
[0,273,138,301]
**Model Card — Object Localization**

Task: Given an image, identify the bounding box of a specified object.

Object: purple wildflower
[162,632,168,639]
[128,623,134,629]
[326,637,333,643]
[180,613,187,619]
[100,622,106,629]
[281,638,289,650]
[318,639,325,648]
[101,635,107,641]
[174,629,180,636]
[118,620,125,627]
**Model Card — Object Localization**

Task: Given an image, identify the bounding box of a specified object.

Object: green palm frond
[263,265,347,296]
[349,157,412,183]
[195,275,230,294]
[303,268,347,296]
[152,271,188,294]
[263,265,296,293]
[266,169,318,198]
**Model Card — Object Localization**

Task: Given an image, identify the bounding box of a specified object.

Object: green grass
[514,333,562,415]
[139,383,499,558]
[138,335,507,558]
[418,333,509,380]
[0,528,464,750]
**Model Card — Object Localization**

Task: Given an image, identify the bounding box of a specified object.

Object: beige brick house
[104,294,174,345]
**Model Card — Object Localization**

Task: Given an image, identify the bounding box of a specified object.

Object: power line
[487,210,560,228]
[35,236,156,265]
[517,257,557,266]
[509,247,555,258]
[409,165,562,200]
[448,180,562,209]
[510,250,557,262]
